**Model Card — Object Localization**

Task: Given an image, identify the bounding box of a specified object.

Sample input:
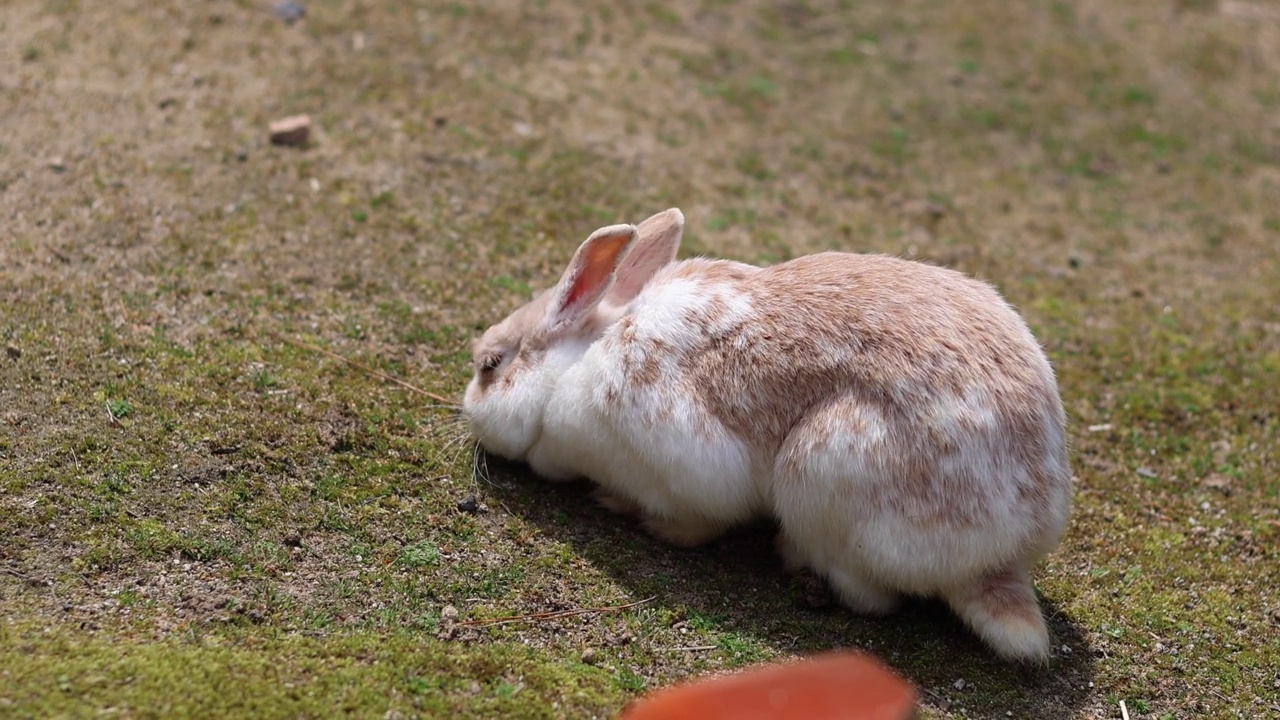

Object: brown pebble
[269,114,311,146]
[582,648,599,665]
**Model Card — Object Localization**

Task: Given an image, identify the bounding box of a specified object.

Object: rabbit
[463,208,1073,662]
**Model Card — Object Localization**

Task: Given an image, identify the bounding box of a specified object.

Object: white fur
[537,281,761,527]
[462,368,547,462]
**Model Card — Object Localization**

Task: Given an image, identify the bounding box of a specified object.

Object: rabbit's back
[619,253,1063,457]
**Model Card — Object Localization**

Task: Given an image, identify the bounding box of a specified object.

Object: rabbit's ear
[606,208,684,306]
[546,223,638,335]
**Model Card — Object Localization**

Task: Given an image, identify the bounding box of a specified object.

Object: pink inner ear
[561,274,595,311]
[563,233,633,313]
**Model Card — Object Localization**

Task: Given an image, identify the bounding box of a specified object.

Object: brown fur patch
[669,253,1070,531]
[628,338,669,389]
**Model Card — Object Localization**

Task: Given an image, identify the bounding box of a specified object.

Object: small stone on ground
[269,115,311,146]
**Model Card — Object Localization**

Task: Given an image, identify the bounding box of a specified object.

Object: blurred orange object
[619,650,916,720]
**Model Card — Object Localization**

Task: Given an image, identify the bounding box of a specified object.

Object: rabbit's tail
[943,566,1051,663]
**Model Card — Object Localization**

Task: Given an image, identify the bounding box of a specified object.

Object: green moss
[398,541,443,568]
[0,626,627,718]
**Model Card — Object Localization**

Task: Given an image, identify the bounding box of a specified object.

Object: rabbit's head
[463,209,684,461]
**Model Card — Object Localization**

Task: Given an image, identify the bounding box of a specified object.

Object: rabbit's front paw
[826,566,900,616]
[592,487,641,516]
[640,513,726,548]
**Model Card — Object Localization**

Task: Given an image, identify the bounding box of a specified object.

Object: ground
[1,0,1278,718]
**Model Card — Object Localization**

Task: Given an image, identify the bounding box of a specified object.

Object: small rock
[1200,473,1233,493]
[48,157,67,172]
[1087,156,1117,177]
[269,115,311,147]
[1136,466,1158,479]
[5,345,20,360]
[953,678,966,691]
[581,648,599,665]
[456,494,480,513]
[1060,644,1073,655]
[273,1,306,24]
[441,605,459,621]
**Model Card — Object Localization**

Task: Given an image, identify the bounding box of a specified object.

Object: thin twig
[1,567,32,582]
[459,596,657,627]
[104,402,121,426]
[0,567,58,602]
[660,645,717,652]
[277,335,457,406]
[1119,699,1130,720]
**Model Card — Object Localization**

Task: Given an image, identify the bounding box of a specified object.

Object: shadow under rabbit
[470,455,1098,719]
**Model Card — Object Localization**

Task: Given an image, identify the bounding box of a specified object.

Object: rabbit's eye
[480,353,504,374]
